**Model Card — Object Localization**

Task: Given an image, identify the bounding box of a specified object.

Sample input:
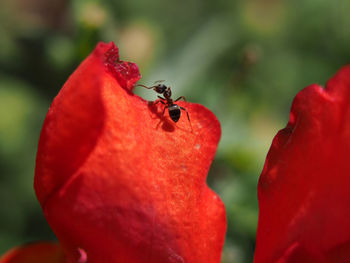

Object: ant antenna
[135,80,165,89]
[135,84,154,89]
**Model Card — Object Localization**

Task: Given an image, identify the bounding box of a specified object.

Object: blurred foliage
[0,0,350,262]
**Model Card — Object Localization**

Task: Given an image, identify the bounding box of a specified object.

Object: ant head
[154,84,167,94]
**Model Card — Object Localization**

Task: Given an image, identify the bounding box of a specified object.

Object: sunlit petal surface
[34,42,226,263]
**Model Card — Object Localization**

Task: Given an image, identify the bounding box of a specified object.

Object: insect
[136,81,192,128]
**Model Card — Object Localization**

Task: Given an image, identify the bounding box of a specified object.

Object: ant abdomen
[168,104,181,122]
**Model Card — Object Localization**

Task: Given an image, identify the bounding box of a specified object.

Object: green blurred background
[0,0,349,262]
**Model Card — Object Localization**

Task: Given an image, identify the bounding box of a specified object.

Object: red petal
[0,243,65,263]
[34,42,226,263]
[255,66,350,263]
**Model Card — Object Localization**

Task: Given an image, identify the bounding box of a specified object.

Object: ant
[136,81,192,129]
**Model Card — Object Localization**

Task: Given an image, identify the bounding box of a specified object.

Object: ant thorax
[164,88,172,99]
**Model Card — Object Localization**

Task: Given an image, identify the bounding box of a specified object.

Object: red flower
[255,66,350,263]
[32,42,226,263]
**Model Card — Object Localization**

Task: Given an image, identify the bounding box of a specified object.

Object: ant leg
[155,105,168,129]
[175,96,187,102]
[153,100,167,120]
[161,105,168,118]
[180,106,193,131]
[157,95,167,100]
[154,99,166,105]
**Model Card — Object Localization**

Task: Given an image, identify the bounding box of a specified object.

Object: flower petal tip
[95,41,141,91]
